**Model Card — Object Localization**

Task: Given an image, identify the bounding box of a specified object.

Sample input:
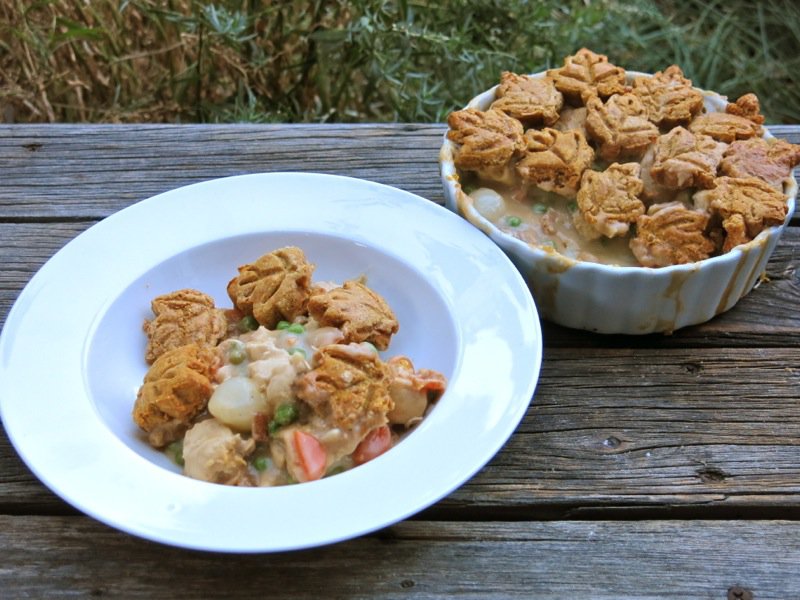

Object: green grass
[1,0,798,124]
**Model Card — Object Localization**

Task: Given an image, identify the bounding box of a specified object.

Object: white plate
[0,173,541,553]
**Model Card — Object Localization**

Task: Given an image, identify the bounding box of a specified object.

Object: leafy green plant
[1,0,798,123]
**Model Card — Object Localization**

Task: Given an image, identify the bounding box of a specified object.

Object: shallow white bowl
[0,173,542,552]
[440,71,797,334]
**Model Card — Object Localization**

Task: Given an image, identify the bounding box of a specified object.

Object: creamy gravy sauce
[469,182,640,267]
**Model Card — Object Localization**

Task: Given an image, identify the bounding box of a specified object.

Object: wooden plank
[0,124,797,220]
[2,347,799,516]
[439,346,800,514]
[0,516,797,599]
[0,124,446,218]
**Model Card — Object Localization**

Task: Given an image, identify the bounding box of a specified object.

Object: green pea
[166,440,184,467]
[253,456,270,472]
[326,465,346,477]
[276,320,291,330]
[287,347,307,358]
[532,203,548,214]
[237,315,259,332]
[274,403,299,426]
[286,323,305,334]
[228,345,247,365]
[506,215,522,227]
[268,403,300,435]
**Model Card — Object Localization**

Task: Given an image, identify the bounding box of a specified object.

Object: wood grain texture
[0,517,798,599]
[0,124,445,218]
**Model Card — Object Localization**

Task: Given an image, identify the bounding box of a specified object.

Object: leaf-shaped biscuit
[720,137,800,190]
[629,201,715,267]
[575,162,645,239]
[650,127,726,190]
[632,65,704,127]
[585,93,659,161]
[516,127,595,197]
[446,108,525,171]
[693,176,788,244]
[490,72,564,126]
[227,246,314,329]
[546,48,627,105]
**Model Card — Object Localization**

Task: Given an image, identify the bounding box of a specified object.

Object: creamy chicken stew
[447,49,800,268]
[132,246,446,487]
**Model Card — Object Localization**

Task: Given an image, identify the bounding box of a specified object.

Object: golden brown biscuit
[490,72,564,126]
[575,162,645,239]
[294,343,393,431]
[629,201,716,267]
[307,280,399,351]
[638,144,677,203]
[447,108,525,184]
[553,106,589,139]
[693,176,788,249]
[688,112,763,143]
[516,127,595,197]
[717,213,749,253]
[133,344,218,447]
[632,65,704,128]
[650,127,726,190]
[227,246,314,329]
[546,48,628,105]
[585,93,660,161]
[725,93,765,125]
[143,289,227,364]
[720,137,800,190]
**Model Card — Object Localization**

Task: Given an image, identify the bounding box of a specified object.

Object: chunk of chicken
[516,128,595,197]
[182,418,255,486]
[490,72,564,127]
[585,93,659,161]
[546,48,628,106]
[693,176,789,250]
[446,108,526,184]
[307,280,399,351]
[294,343,393,432]
[630,201,715,267]
[386,356,447,428]
[631,65,704,128]
[142,289,227,364]
[649,127,726,190]
[133,344,218,448]
[575,163,645,239]
[227,246,314,329]
[720,137,800,190]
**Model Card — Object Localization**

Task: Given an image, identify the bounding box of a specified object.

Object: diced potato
[208,376,266,433]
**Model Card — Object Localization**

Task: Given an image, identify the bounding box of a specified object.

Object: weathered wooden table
[1,124,799,599]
